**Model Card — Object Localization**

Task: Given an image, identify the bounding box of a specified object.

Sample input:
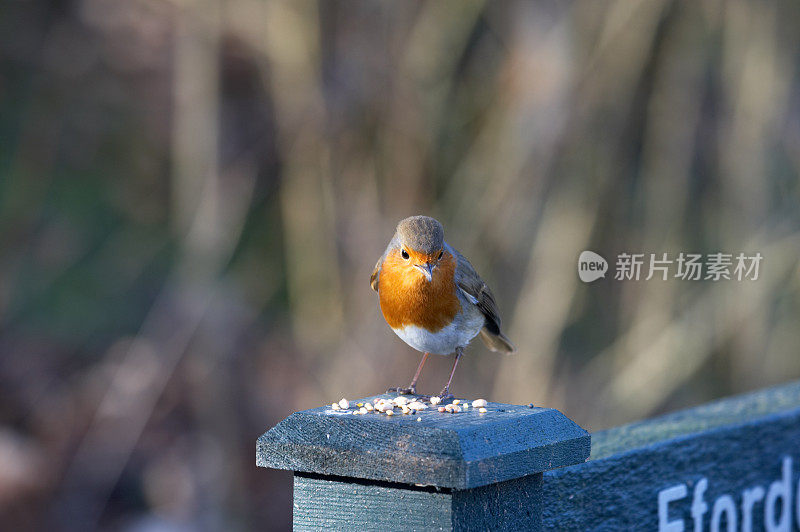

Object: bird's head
[391,215,446,282]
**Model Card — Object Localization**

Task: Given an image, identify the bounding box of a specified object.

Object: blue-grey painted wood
[293,474,454,531]
[293,472,543,531]
[257,394,590,489]
[542,380,800,531]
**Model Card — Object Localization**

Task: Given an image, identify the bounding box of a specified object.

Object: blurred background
[2,0,800,529]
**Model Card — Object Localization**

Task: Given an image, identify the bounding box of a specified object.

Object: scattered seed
[417,417,422,422]
[452,400,460,405]
[408,401,427,410]
[430,396,442,405]
[365,403,374,411]
[438,406,446,412]
[472,399,488,408]
[386,410,394,416]
[357,403,364,407]
[339,398,350,409]
[445,404,454,413]
[394,397,408,406]
[452,405,462,413]
[359,407,368,414]
[479,407,487,413]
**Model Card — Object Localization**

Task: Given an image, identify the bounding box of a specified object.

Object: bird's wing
[369,256,382,292]
[451,247,503,335]
[370,240,395,292]
[453,247,515,353]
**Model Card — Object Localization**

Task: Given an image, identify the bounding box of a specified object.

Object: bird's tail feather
[479,328,516,354]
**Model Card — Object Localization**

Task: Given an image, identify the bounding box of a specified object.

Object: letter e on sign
[659,484,688,532]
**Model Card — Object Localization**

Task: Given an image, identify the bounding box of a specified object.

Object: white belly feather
[391,308,484,355]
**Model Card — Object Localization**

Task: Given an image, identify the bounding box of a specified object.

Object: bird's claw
[437,391,454,401]
[387,386,417,395]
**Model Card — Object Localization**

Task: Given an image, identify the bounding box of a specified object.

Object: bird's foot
[437,390,454,402]
[386,386,417,396]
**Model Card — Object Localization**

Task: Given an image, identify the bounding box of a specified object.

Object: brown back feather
[452,248,515,353]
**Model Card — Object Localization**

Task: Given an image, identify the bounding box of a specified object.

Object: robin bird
[370,215,515,399]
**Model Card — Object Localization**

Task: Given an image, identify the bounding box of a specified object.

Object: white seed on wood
[408,401,427,410]
[359,407,368,414]
[331,403,340,410]
[386,410,394,416]
[438,406,446,412]
[472,399,488,408]
[430,396,442,405]
[452,400,460,405]
[417,417,422,422]
[479,407,487,413]
[365,403,374,411]
[394,397,408,406]
[339,398,350,409]
[452,405,462,413]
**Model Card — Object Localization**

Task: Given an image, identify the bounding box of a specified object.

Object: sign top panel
[257,394,590,489]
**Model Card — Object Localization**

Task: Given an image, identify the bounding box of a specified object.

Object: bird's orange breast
[378,249,460,331]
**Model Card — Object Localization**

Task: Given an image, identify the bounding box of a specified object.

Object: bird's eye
[437,250,444,260]
[401,249,410,260]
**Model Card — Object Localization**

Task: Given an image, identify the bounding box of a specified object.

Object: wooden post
[257,394,590,531]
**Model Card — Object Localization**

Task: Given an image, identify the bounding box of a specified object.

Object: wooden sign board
[543,380,800,531]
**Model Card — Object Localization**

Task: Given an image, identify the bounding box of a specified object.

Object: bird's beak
[414,263,434,282]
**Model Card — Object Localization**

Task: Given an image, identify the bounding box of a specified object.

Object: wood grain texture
[294,472,543,531]
[257,394,590,489]
[542,379,800,530]
[293,474,453,531]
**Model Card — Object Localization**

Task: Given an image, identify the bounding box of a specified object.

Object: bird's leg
[437,347,463,400]
[406,351,429,393]
[387,352,429,395]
